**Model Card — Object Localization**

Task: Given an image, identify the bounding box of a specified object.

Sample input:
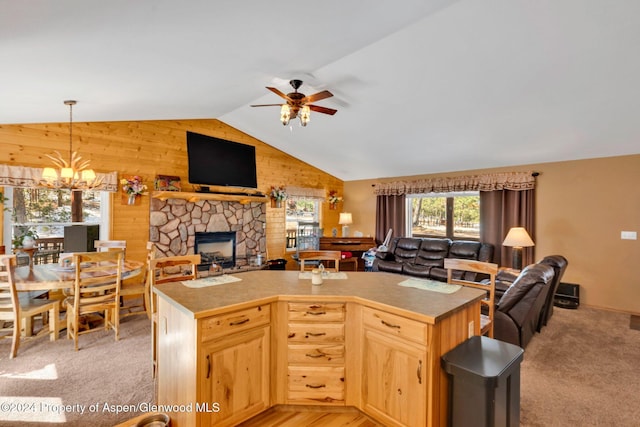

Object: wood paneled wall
[0,119,343,263]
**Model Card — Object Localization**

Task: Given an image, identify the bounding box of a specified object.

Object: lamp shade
[339,212,353,225]
[502,227,535,248]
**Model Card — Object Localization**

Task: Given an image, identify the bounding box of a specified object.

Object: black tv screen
[186,132,258,189]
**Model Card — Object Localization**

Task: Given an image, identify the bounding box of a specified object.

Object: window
[2,187,110,250]
[407,192,480,240]
[285,198,321,250]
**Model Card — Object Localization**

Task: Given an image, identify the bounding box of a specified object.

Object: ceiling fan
[251,79,337,126]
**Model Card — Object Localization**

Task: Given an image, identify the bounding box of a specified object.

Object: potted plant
[327,191,343,210]
[270,186,287,208]
[12,226,38,250]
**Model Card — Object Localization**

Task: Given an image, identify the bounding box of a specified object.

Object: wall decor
[154,175,181,191]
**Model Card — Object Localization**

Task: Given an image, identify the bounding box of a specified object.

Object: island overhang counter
[153,270,485,427]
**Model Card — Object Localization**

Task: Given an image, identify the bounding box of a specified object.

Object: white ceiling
[2,0,639,181]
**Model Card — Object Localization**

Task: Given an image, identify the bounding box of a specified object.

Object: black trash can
[267,258,287,270]
[441,335,524,427]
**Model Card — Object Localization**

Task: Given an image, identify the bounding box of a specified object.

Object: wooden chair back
[299,250,341,272]
[0,255,20,357]
[444,258,498,338]
[94,240,127,253]
[66,250,124,351]
[120,241,156,319]
[1,255,60,357]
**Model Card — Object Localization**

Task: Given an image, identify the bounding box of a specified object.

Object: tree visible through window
[8,187,102,246]
[408,192,480,240]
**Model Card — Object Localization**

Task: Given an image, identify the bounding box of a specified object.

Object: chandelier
[42,100,101,190]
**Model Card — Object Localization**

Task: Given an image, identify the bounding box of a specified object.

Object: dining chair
[149,254,201,379]
[0,255,60,358]
[94,240,127,253]
[120,242,156,319]
[65,249,124,351]
[299,250,341,272]
[444,258,498,338]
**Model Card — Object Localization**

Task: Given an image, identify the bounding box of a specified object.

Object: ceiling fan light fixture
[299,105,310,127]
[280,104,291,126]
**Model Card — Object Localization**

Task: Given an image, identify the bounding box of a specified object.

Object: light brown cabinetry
[362,307,428,427]
[286,302,346,405]
[155,299,270,427]
[199,325,270,426]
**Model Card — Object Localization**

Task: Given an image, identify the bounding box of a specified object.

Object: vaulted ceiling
[2,0,639,181]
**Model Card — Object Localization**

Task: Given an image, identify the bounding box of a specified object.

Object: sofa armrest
[375,251,393,261]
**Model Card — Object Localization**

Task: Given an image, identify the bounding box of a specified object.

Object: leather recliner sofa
[494,263,555,348]
[373,237,494,282]
[495,255,568,330]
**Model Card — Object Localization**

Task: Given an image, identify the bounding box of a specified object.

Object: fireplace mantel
[152,190,269,205]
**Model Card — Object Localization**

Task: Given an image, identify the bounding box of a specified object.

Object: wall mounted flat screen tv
[186,131,258,190]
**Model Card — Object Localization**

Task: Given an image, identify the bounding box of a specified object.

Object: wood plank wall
[0,119,343,264]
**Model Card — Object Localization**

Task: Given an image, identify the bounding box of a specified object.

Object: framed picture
[154,175,181,191]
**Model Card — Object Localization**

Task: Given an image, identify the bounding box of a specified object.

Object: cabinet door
[200,326,270,427]
[362,329,427,427]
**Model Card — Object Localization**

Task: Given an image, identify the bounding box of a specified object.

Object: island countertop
[153,270,484,324]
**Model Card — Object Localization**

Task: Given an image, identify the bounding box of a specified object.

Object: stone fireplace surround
[149,197,266,268]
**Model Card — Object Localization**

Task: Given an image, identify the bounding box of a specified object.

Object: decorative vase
[22,236,35,249]
[329,202,337,210]
[275,199,282,208]
[128,193,137,205]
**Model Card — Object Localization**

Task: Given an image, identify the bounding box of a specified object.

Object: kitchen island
[154,270,484,427]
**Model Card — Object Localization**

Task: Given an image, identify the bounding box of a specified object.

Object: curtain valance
[285,185,326,200]
[0,164,119,192]
[373,172,536,195]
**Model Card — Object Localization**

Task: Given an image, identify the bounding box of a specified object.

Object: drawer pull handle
[229,318,250,326]
[306,351,327,358]
[306,311,326,316]
[305,383,326,389]
[417,360,422,384]
[309,304,323,309]
[305,332,326,337]
[381,319,401,329]
[206,355,211,379]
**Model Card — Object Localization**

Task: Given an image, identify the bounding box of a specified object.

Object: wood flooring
[237,405,383,427]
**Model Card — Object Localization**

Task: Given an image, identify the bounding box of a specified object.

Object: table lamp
[502,227,535,270]
[339,212,353,238]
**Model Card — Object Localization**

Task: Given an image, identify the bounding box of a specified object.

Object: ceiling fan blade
[308,104,337,115]
[303,90,333,103]
[250,104,284,107]
[266,87,292,101]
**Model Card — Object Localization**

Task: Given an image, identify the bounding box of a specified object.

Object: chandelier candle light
[42,100,101,190]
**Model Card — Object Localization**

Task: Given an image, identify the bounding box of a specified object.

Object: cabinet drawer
[362,306,428,345]
[288,302,345,322]
[287,366,345,403]
[201,304,270,342]
[288,344,345,365]
[287,323,344,343]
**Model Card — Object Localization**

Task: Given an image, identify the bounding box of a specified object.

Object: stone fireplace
[149,197,266,268]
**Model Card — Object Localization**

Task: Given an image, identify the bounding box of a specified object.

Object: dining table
[13,260,144,292]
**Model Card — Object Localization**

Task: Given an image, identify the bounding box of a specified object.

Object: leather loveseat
[373,237,494,282]
[494,263,555,348]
